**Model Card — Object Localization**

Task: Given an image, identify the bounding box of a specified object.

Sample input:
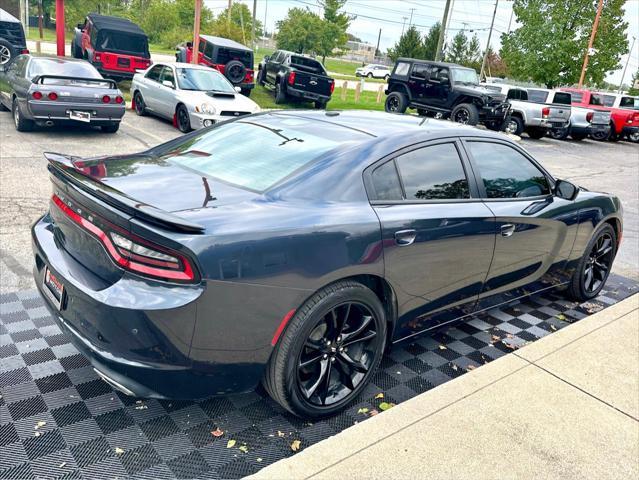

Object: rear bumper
[26,100,125,123]
[286,85,331,103]
[31,213,267,399]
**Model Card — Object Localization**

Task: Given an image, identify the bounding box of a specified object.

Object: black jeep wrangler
[385,58,509,127]
[0,8,28,67]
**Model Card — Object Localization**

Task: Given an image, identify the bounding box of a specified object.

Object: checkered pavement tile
[0,274,636,479]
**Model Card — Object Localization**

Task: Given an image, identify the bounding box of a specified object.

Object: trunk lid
[546,104,571,126]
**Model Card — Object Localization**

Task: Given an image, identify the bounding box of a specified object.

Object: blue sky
[205,0,639,86]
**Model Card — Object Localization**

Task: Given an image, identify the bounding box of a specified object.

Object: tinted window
[599,94,615,107]
[395,144,469,200]
[527,89,549,103]
[468,142,550,199]
[394,61,410,76]
[28,58,101,78]
[432,66,450,83]
[216,47,252,68]
[552,92,572,105]
[159,66,175,87]
[146,65,163,81]
[620,96,639,109]
[176,68,234,92]
[589,94,604,106]
[411,63,428,79]
[570,91,583,102]
[508,89,528,101]
[371,161,402,201]
[204,41,214,58]
[290,56,325,74]
[198,40,206,53]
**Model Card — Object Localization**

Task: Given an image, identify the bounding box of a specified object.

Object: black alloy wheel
[176,104,191,133]
[133,91,146,116]
[297,301,379,407]
[387,95,399,111]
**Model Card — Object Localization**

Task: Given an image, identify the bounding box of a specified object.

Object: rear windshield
[96,31,149,57]
[527,89,548,103]
[216,47,253,69]
[290,56,325,74]
[157,117,364,192]
[590,94,615,107]
[28,58,102,79]
[0,19,26,45]
[176,68,234,92]
[619,96,639,110]
[552,92,572,105]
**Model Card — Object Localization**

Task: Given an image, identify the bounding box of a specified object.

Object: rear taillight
[288,72,296,86]
[51,194,197,282]
[630,113,639,123]
[48,92,58,101]
[32,91,42,100]
[586,112,594,123]
[330,81,335,94]
[102,95,111,103]
[246,71,254,82]
[115,96,124,104]
[21,49,29,54]
[542,107,550,118]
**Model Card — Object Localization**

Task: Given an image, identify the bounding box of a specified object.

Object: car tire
[263,280,387,418]
[240,88,251,97]
[101,123,120,133]
[314,100,327,109]
[133,91,146,116]
[628,131,639,143]
[275,81,287,104]
[367,72,373,78]
[175,104,191,133]
[12,98,34,132]
[570,132,588,141]
[566,223,616,302]
[384,91,408,113]
[451,103,479,125]
[504,116,524,136]
[0,39,16,67]
[72,40,82,59]
[224,59,247,85]
[526,127,547,139]
[548,128,569,140]
[257,68,266,86]
[589,128,611,141]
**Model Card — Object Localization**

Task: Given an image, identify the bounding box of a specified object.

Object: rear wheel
[451,103,479,125]
[628,131,639,143]
[384,91,408,113]
[240,88,251,97]
[570,132,588,141]
[275,82,287,104]
[257,68,266,86]
[101,122,120,133]
[72,40,82,59]
[133,91,146,116]
[367,72,373,78]
[549,128,569,140]
[526,127,547,139]
[12,98,34,132]
[314,100,327,109]
[176,104,191,133]
[566,224,616,302]
[590,128,610,141]
[263,280,387,418]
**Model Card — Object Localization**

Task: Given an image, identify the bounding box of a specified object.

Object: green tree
[445,30,481,69]
[388,26,424,62]
[500,0,629,88]
[275,8,323,54]
[422,22,442,60]
[215,2,263,45]
[316,0,352,63]
[628,70,639,95]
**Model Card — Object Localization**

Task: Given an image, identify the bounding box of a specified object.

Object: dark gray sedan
[0,55,125,132]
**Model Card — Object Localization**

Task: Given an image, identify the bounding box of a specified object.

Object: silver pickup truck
[528,88,611,141]
[481,83,571,139]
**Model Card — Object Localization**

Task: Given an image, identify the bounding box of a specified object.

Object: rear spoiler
[44,152,205,234]
[32,75,117,89]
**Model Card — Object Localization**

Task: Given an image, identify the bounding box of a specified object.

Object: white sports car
[131,62,260,132]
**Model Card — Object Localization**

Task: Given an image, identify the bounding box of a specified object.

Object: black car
[32,111,622,418]
[0,55,125,132]
[258,50,335,108]
[385,58,510,127]
[0,8,28,67]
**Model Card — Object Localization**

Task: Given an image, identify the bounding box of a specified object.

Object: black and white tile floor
[1,275,636,479]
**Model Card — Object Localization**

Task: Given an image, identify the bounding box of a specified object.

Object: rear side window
[552,92,572,105]
[290,56,325,74]
[411,63,428,79]
[620,96,639,109]
[467,142,550,199]
[216,47,252,68]
[394,61,410,76]
[395,143,470,200]
[527,90,549,103]
[570,91,583,102]
[371,161,403,201]
[508,89,528,101]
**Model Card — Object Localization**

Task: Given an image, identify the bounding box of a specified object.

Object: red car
[72,13,152,80]
[560,88,639,142]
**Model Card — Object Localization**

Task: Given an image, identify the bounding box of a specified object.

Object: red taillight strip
[271,309,296,346]
[51,194,195,281]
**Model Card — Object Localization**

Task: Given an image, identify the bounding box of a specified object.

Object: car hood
[456,84,506,102]
[178,90,260,112]
[72,153,258,213]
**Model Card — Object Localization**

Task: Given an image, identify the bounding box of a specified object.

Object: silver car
[131,62,260,132]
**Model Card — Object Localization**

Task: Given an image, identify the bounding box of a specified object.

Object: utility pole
[37,0,43,40]
[401,16,407,37]
[252,0,257,50]
[506,7,514,34]
[578,0,604,88]
[192,0,202,65]
[264,0,268,37]
[375,28,382,60]
[619,36,636,93]
[408,8,416,27]
[227,0,232,28]
[479,0,499,81]
[435,0,452,61]
[443,0,455,45]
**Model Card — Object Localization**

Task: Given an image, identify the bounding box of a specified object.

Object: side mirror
[77,23,84,30]
[555,179,578,200]
[234,86,242,93]
[162,80,174,88]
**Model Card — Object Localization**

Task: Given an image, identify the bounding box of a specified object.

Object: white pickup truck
[528,88,611,141]
[481,83,571,139]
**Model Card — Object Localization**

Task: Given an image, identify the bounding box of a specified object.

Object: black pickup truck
[257,50,334,108]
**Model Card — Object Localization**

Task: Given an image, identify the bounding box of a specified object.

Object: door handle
[500,224,516,237]
[394,229,416,246]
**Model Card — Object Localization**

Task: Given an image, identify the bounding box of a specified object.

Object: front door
[462,139,579,310]
[423,66,451,110]
[156,66,177,118]
[367,140,496,341]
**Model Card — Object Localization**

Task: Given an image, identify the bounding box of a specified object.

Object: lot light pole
[578,0,604,88]
[192,0,202,65]
[55,0,65,57]
[479,0,499,81]
[618,36,635,93]
[435,0,452,61]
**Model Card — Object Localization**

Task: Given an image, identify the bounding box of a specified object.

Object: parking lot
[1,110,637,294]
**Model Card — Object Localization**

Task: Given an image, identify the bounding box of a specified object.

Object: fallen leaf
[451,364,458,371]
[369,409,379,416]
[506,334,514,339]
[550,324,558,331]
[136,400,142,404]
[226,440,236,449]
[491,335,501,342]
[211,428,224,437]
[34,432,41,437]
[291,440,301,452]
[374,393,384,399]
[59,462,66,468]
[257,458,263,463]
[115,447,124,455]
[438,345,447,350]
[134,404,148,410]
[34,420,46,430]
[556,314,566,321]
[357,407,369,414]
[277,430,286,438]
[466,365,476,371]
[239,445,249,453]
[378,402,395,411]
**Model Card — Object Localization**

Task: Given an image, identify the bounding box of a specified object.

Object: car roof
[0,8,20,23]
[200,35,251,51]
[87,13,147,37]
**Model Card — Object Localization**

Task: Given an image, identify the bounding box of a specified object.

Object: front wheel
[566,224,616,302]
[628,131,639,143]
[263,280,387,418]
[590,129,610,141]
[451,103,479,125]
[133,91,146,116]
[12,98,34,132]
[384,91,408,113]
[175,104,191,133]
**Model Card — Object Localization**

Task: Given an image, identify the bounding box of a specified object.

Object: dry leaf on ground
[291,440,302,452]
[226,440,236,449]
[211,428,224,437]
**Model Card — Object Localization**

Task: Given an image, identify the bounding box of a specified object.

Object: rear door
[138,64,163,111]
[462,138,579,309]
[367,139,496,340]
